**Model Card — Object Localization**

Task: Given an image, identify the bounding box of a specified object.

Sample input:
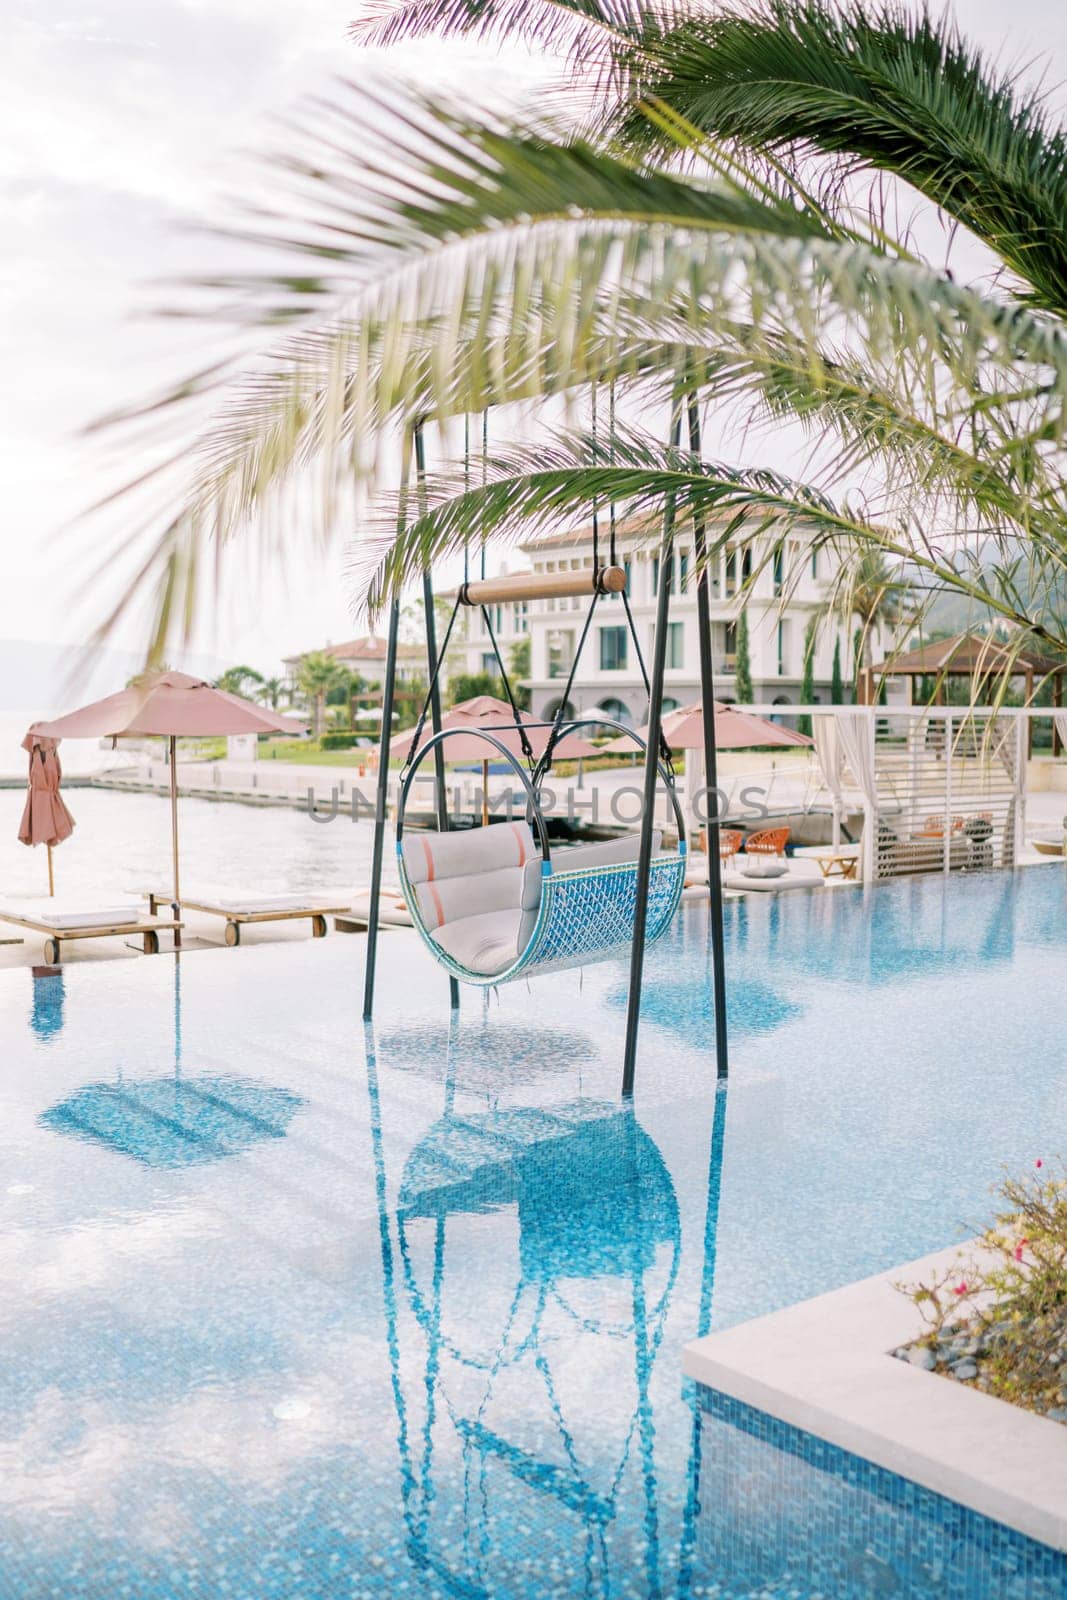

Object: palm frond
[616,0,1067,316]
[83,84,1067,664]
[350,0,629,59]
[349,427,1067,658]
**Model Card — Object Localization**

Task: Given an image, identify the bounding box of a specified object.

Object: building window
[599,626,629,671]
[597,697,632,726]
[723,621,737,669]
[547,629,575,680]
[811,548,818,580]
[777,619,790,676]
[652,553,687,596]
[623,559,632,595]
[773,549,784,596]
[481,652,497,675]
[666,621,684,669]
[725,547,750,596]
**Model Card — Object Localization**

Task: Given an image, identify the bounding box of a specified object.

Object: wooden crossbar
[457,566,626,606]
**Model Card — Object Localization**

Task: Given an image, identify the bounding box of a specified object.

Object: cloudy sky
[2,0,1066,684]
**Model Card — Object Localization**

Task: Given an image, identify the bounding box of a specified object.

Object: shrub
[320,732,358,750]
[901,1161,1067,1418]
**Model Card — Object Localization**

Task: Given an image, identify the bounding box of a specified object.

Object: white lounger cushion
[0,905,148,930]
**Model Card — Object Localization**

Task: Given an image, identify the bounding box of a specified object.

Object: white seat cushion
[432,908,525,976]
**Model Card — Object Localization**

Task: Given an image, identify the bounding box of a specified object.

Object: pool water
[0,866,1064,1598]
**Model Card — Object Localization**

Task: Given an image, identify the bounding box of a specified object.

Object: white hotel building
[462,521,887,725]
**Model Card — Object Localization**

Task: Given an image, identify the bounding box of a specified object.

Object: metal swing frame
[362,394,730,1092]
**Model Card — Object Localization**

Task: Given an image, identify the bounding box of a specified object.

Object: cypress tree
[734,608,753,703]
[798,617,817,736]
[831,636,844,704]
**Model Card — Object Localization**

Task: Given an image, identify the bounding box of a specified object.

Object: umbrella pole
[169,735,182,949]
[47,844,54,897]
[482,759,489,826]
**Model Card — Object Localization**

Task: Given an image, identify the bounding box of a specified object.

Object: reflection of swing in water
[366,1025,688,1599]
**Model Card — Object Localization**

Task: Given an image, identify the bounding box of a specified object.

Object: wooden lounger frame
[0,910,181,964]
[146,892,353,946]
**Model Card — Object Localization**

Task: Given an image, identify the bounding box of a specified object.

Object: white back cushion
[402,822,540,933]
[553,831,662,872]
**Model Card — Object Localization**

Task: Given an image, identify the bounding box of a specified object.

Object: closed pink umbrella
[18,731,75,896]
[33,671,305,945]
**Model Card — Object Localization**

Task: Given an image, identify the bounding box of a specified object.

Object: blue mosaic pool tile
[694,1385,1067,1598]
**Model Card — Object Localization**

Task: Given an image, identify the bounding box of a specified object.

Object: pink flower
[1036,1159,1043,1169]
[953,1282,968,1295]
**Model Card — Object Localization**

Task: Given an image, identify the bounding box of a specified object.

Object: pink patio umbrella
[18,731,76,896]
[391,695,597,823]
[601,701,813,753]
[32,671,305,945]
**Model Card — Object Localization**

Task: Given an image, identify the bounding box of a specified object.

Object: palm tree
[295,651,348,738]
[85,1,1067,696]
[258,676,286,710]
[214,665,264,699]
[827,548,914,702]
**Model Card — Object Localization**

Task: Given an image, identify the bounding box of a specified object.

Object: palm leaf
[617,0,1067,316]
[82,84,1067,665]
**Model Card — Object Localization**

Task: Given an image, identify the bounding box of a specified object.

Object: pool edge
[683,1241,1067,1555]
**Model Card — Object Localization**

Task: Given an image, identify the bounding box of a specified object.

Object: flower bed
[896,1161,1067,1423]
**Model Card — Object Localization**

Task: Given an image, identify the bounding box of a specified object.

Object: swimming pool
[0,866,1064,1597]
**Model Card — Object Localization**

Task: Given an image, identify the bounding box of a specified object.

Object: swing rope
[481,604,535,767]
[538,379,675,785]
[402,596,464,775]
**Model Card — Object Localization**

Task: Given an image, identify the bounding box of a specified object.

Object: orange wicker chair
[719,829,743,866]
[743,826,790,860]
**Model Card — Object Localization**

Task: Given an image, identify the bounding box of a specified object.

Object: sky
[2,0,1067,690]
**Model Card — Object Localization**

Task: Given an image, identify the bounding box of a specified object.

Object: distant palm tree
[258,676,287,710]
[825,549,914,700]
[295,651,348,737]
[90,0,1067,696]
[214,665,264,700]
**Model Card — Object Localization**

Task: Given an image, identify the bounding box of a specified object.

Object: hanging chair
[396,720,687,987]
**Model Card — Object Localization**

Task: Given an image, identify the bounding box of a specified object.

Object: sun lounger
[145,889,354,946]
[334,888,412,932]
[0,903,181,964]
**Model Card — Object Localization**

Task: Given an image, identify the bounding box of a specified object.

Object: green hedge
[320,732,358,750]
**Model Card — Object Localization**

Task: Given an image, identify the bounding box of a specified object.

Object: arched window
[596,697,633,726]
